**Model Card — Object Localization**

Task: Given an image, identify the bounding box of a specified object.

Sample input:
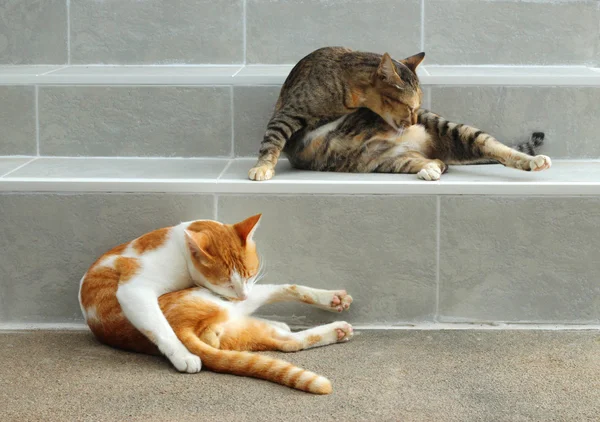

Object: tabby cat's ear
[233,214,262,245]
[376,52,402,85]
[401,52,425,74]
[184,230,213,264]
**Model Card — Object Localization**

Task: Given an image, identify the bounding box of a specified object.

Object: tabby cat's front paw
[530,155,552,172]
[248,165,274,181]
[417,163,443,181]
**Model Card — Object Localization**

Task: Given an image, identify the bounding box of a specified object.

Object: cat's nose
[239,293,248,300]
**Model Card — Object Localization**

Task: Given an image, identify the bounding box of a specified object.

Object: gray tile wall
[70,0,243,64]
[0,193,215,322]
[430,86,600,159]
[425,0,600,65]
[1,192,599,324]
[0,86,36,155]
[0,0,67,64]
[0,0,600,65]
[246,0,422,64]
[1,0,599,65]
[0,84,597,159]
[218,195,438,325]
[233,86,280,157]
[439,197,600,323]
[38,86,232,157]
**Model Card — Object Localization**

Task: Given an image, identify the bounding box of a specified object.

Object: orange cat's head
[366,52,425,131]
[184,214,263,300]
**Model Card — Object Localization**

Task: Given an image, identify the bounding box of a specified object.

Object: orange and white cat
[79,214,353,394]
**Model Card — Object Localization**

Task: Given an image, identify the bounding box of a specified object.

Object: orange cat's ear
[233,214,262,245]
[376,52,402,85]
[184,230,213,264]
[401,52,425,74]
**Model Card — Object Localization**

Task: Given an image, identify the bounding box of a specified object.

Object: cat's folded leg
[373,151,447,181]
[237,284,353,316]
[116,282,202,373]
[277,321,354,351]
[249,110,307,181]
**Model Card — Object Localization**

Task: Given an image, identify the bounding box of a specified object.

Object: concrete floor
[0,330,599,422]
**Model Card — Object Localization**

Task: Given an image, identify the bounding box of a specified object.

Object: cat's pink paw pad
[330,291,352,312]
[335,323,353,342]
[530,155,551,172]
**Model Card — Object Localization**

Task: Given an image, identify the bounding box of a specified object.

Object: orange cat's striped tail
[181,332,332,394]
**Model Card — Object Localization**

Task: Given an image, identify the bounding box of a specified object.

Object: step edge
[1,322,598,331]
[0,65,599,86]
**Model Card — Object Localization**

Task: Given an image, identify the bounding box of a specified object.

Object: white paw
[530,155,552,172]
[168,350,202,373]
[417,165,442,181]
[248,165,274,181]
[333,322,354,342]
[326,290,353,313]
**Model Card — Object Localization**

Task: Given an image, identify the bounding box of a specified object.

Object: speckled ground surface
[1,330,599,421]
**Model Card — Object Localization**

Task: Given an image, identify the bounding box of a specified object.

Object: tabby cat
[249,47,551,181]
[79,214,353,394]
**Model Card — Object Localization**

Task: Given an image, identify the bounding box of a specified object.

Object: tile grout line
[427,88,432,109]
[40,66,69,76]
[420,0,425,52]
[232,66,244,77]
[67,0,71,65]
[242,0,247,65]
[0,157,38,179]
[230,86,235,157]
[35,86,40,156]
[435,195,440,322]
[217,159,234,181]
[214,194,219,220]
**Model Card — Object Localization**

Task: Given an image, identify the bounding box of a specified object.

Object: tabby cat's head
[366,52,425,131]
[184,214,263,300]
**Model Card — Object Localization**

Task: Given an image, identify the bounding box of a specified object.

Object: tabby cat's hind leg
[477,137,552,172]
[418,110,551,172]
[249,109,307,181]
[374,151,448,181]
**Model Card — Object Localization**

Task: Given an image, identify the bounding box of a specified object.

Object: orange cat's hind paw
[335,322,354,342]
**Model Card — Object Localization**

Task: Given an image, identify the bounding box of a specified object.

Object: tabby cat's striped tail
[514,132,545,156]
[180,331,332,394]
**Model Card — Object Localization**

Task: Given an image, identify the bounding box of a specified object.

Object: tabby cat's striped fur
[288,108,550,180]
[249,46,425,181]
[250,47,551,181]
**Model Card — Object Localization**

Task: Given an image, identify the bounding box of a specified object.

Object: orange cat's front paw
[330,290,353,312]
[248,165,274,181]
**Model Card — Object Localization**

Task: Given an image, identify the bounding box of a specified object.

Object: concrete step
[1,65,600,159]
[1,157,599,326]
[1,330,598,421]
[6,0,600,66]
